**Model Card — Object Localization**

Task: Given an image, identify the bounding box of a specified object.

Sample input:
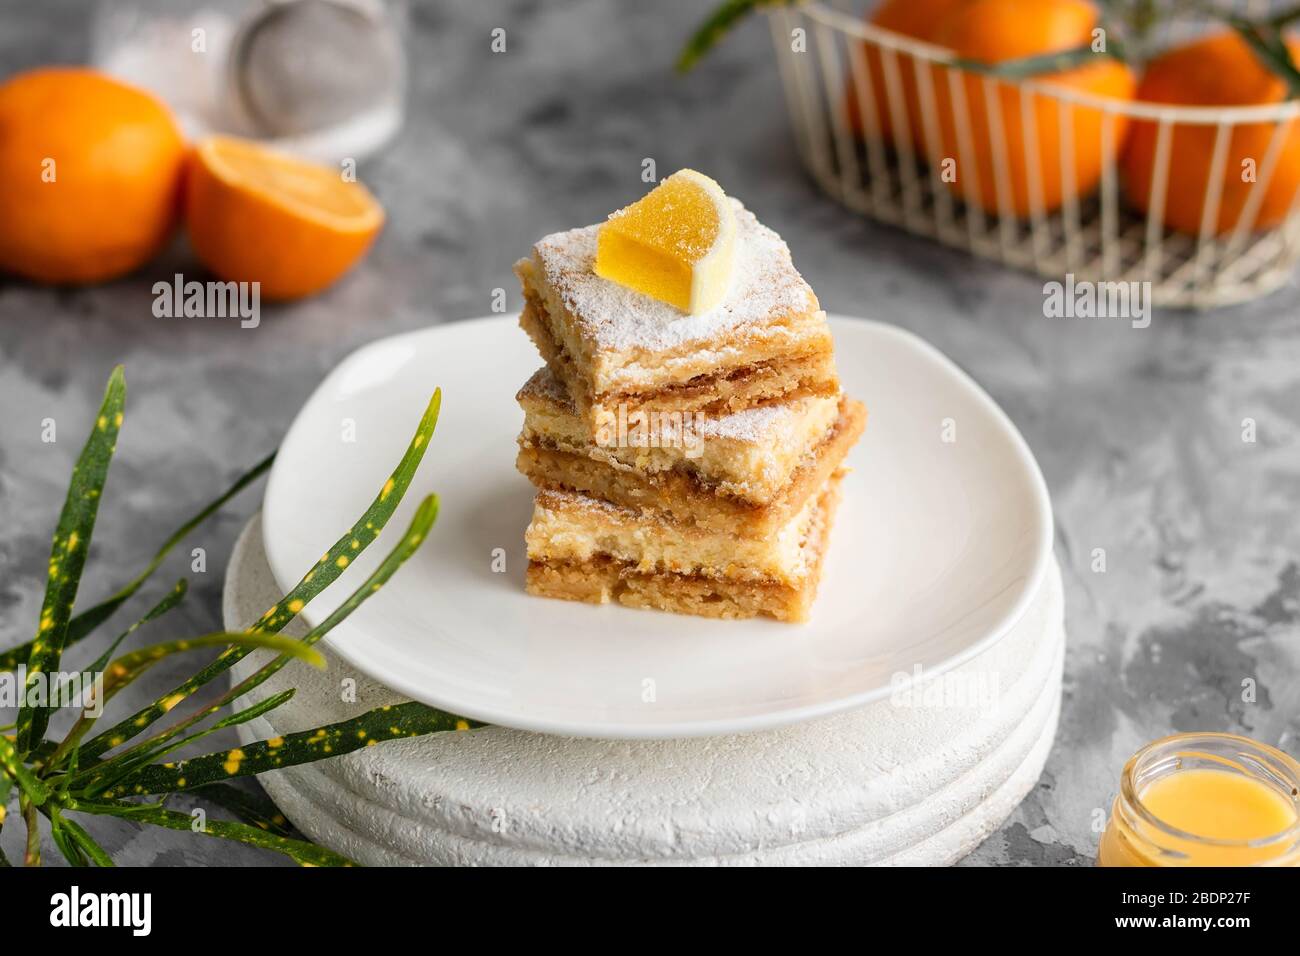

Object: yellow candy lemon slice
[594,169,735,314]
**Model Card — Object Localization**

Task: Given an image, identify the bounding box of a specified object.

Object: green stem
[676,0,795,72]
[0,734,49,807]
[951,44,1126,78]
[0,774,11,864]
[48,813,88,866]
[21,794,39,866]
[1227,16,1300,98]
[60,816,115,867]
[1261,3,1300,29]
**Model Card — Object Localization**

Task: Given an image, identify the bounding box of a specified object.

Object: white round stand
[223,515,1064,866]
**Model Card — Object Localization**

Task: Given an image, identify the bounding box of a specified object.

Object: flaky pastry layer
[518,396,867,535]
[517,366,841,506]
[525,472,832,586]
[525,474,842,623]
[514,202,834,397]
[519,296,837,430]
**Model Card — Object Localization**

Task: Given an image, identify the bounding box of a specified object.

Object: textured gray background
[1,0,1298,866]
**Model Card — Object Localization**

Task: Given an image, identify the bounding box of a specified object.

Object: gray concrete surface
[1,0,1297,866]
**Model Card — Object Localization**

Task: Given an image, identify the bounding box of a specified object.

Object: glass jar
[1099,732,1300,867]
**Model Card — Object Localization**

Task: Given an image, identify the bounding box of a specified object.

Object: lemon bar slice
[514,368,866,532]
[516,366,842,504]
[515,200,837,430]
[524,473,844,623]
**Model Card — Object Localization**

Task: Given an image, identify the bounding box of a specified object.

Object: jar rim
[1120,732,1300,850]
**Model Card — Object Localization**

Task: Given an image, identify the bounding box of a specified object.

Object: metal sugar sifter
[226,0,406,159]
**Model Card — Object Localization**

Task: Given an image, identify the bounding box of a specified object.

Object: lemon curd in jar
[1099,733,1300,867]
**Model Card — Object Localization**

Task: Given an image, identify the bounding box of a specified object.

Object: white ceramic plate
[262,315,1052,739]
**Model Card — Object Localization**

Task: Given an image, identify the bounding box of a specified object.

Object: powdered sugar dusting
[699,399,820,444]
[533,200,816,354]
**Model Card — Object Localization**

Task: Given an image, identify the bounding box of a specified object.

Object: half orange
[185,136,384,301]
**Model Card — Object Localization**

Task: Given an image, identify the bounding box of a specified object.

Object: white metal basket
[768,1,1300,308]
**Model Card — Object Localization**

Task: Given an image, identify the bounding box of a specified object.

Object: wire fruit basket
[767,1,1300,308]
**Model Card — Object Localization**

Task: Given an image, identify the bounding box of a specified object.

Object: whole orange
[926,0,1135,217]
[1122,31,1300,235]
[184,136,384,301]
[0,68,185,284]
[847,0,965,148]
[846,0,1134,218]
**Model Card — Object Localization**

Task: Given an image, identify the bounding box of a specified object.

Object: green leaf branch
[16,367,125,754]
[0,367,476,867]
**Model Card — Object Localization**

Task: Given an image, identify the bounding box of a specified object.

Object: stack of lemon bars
[512,170,866,622]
